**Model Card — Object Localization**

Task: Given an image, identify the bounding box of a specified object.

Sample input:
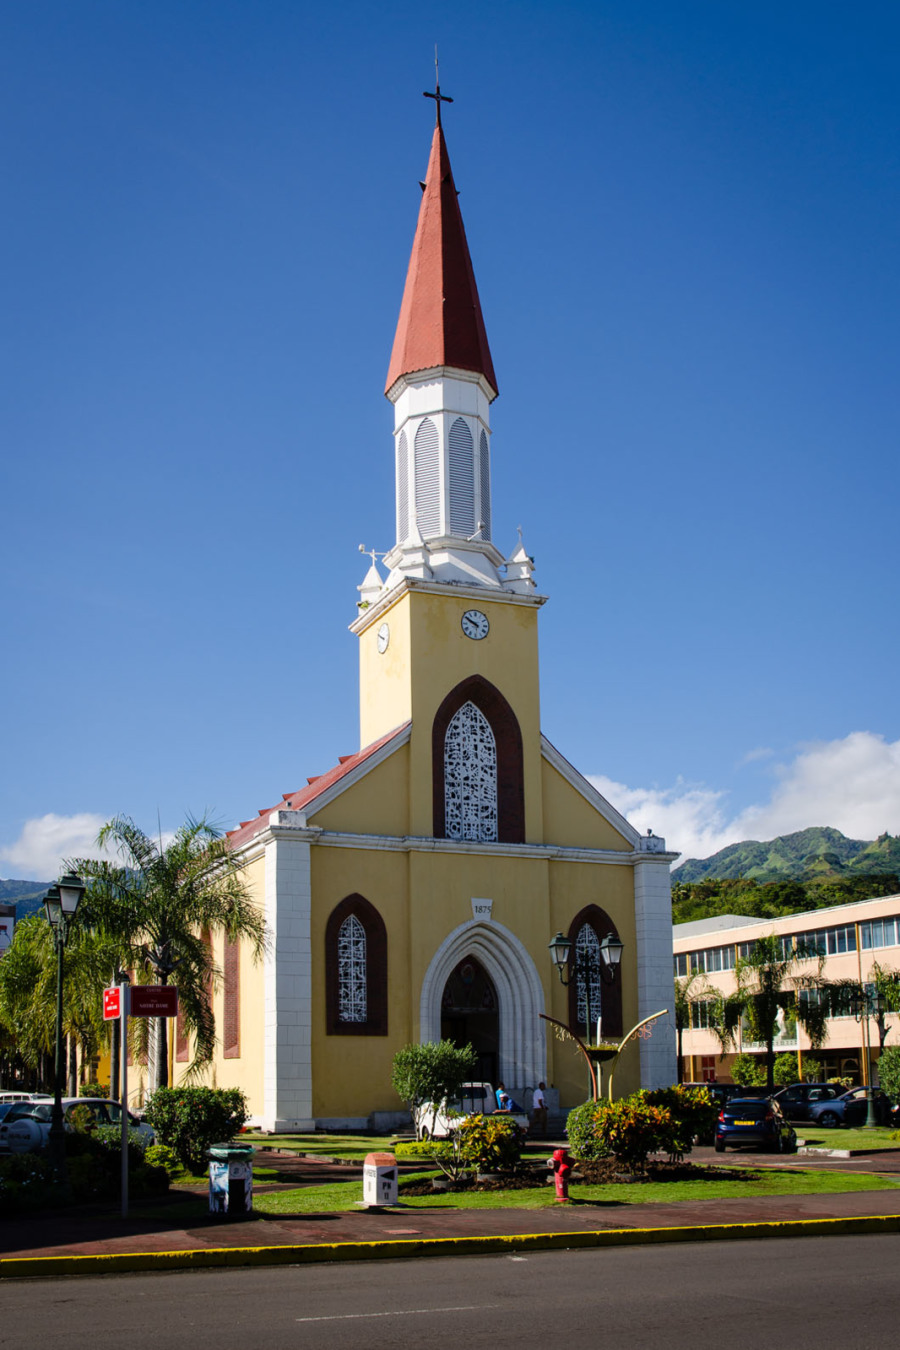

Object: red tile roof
[226,722,411,850]
[385,124,497,397]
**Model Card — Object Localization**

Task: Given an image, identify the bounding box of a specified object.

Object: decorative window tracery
[337,915,367,1022]
[444,700,498,842]
[575,924,603,1034]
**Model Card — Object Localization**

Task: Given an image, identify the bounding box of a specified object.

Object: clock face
[377,622,390,654]
[461,609,490,641]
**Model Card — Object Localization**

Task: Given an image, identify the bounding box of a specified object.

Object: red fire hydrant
[550,1147,572,1203]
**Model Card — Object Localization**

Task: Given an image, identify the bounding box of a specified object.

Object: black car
[772,1082,848,1121]
[715,1097,797,1153]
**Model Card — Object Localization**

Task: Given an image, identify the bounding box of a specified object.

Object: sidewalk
[3,1151,900,1276]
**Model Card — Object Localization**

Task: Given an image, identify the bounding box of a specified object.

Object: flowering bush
[567,1087,716,1172]
[401,1113,526,1180]
[144,1087,249,1173]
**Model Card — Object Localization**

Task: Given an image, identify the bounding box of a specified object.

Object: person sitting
[497,1091,523,1113]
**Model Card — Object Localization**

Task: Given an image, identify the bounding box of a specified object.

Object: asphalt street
[3,1234,898,1349]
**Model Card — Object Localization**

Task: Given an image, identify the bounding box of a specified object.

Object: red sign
[103,986,121,1020]
[129,985,179,1018]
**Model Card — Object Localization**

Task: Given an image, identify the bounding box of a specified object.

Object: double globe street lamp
[43,872,86,1185]
[548,928,624,1040]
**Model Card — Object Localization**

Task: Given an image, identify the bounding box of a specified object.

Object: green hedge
[144,1087,249,1173]
[566,1086,718,1172]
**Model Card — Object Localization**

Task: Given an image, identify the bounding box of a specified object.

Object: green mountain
[676,827,900,883]
[672,829,900,927]
[0,878,53,920]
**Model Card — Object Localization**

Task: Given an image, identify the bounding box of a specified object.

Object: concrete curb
[2,1213,900,1280]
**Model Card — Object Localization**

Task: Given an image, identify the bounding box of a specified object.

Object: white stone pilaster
[263,822,315,1130]
[633,856,678,1088]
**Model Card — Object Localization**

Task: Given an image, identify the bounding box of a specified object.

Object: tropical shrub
[455,1113,524,1171]
[79,1082,110,1098]
[390,1040,477,1136]
[773,1053,800,1086]
[644,1085,718,1158]
[145,1143,181,1176]
[730,1053,765,1086]
[876,1045,900,1102]
[144,1086,249,1173]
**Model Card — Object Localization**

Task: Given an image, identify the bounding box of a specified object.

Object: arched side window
[444,701,498,841]
[448,417,475,537]
[432,675,525,843]
[478,429,492,540]
[414,417,440,537]
[566,905,623,1038]
[396,429,409,543]
[325,895,388,1036]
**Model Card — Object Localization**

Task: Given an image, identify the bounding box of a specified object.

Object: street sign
[103,986,121,1020]
[129,985,179,1017]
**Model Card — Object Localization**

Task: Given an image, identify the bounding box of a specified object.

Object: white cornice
[385,365,497,405]
[257,819,676,866]
[351,575,547,635]
[540,736,642,847]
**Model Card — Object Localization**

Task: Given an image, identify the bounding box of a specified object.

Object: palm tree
[77,814,268,1091]
[712,933,829,1091]
[0,913,116,1086]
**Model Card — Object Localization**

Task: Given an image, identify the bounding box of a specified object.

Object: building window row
[674,916,900,978]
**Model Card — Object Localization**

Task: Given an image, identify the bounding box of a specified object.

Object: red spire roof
[385,124,497,397]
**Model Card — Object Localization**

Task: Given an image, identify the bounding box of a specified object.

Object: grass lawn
[241,1132,398,1161]
[798,1126,900,1151]
[246,1166,900,1216]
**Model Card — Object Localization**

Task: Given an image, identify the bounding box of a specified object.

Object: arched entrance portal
[420,920,547,1092]
[441,956,499,1085]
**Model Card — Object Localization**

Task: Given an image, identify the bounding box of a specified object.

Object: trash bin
[362,1151,398,1208]
[208,1141,255,1218]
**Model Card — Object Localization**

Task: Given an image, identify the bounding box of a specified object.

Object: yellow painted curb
[2,1214,900,1279]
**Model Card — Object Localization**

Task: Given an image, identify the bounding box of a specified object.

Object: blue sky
[3,1,899,878]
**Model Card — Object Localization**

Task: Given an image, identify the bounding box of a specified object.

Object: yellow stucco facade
[162,577,676,1130]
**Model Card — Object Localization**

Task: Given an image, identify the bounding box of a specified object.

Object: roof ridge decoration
[385,99,497,398]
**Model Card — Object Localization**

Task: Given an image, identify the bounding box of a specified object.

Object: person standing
[532,1082,548,1137]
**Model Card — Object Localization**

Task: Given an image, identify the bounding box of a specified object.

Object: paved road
[4,1234,898,1349]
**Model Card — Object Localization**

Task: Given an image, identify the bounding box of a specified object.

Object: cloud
[0,813,109,880]
[738,746,774,767]
[589,731,900,865]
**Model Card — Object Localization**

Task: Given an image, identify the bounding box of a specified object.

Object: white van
[413,1082,529,1139]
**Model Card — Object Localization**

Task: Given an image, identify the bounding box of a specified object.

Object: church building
[174,103,677,1128]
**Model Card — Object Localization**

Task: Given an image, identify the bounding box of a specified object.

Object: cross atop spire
[385,91,497,398]
[423,47,453,128]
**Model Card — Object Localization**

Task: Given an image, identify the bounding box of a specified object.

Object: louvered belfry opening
[395,429,409,542]
[414,416,440,537]
[448,416,475,537]
[478,429,491,540]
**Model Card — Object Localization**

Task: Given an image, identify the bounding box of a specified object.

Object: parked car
[0,1097,155,1155]
[414,1081,529,1139]
[772,1082,848,1121]
[806,1087,893,1128]
[714,1097,797,1153]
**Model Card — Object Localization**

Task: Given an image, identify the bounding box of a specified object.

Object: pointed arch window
[414,417,440,537]
[444,701,498,842]
[326,895,388,1035]
[566,905,623,1038]
[448,417,475,537]
[432,676,525,843]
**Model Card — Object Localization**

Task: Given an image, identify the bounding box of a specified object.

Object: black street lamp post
[548,930,624,1039]
[43,872,85,1187]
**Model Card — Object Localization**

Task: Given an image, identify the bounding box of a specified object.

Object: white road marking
[296,1305,496,1324]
